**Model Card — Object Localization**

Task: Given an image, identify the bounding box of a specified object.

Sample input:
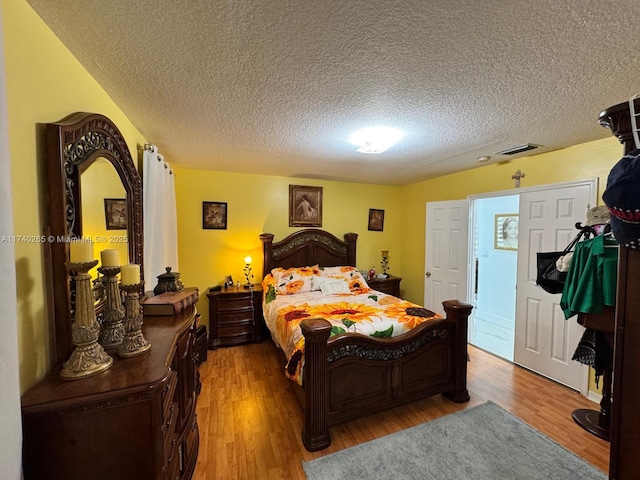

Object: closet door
[514,184,593,389]
[424,200,470,316]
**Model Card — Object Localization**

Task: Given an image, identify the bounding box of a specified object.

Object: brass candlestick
[61,260,113,380]
[118,282,151,357]
[98,266,125,350]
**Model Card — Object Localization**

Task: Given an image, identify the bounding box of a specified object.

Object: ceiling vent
[495,143,540,156]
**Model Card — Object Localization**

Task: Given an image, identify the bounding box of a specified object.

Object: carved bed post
[259,233,274,279]
[300,318,332,451]
[344,232,358,266]
[442,300,473,403]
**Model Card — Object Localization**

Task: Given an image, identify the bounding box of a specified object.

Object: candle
[100,249,119,267]
[120,264,140,285]
[244,255,252,264]
[69,240,94,263]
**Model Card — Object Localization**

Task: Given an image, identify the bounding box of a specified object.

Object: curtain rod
[142,143,174,175]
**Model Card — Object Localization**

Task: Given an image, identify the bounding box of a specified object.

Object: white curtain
[143,147,179,289]
[0,6,23,478]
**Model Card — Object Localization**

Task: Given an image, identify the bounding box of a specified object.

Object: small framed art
[203,201,228,230]
[494,213,518,251]
[104,198,127,230]
[368,209,385,231]
[289,185,323,227]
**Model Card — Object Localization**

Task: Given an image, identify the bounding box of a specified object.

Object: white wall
[0,6,23,478]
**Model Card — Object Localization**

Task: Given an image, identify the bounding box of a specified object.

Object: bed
[259,229,472,451]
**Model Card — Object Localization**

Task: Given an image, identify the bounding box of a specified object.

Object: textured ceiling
[26,0,640,185]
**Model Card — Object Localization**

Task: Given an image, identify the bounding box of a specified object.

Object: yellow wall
[3,0,147,391]
[174,168,402,326]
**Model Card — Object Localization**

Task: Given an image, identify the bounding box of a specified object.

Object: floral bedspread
[262,273,442,385]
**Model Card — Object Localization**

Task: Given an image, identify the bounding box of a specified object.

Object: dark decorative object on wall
[368,208,384,231]
[203,201,227,229]
[289,185,323,227]
[104,198,127,229]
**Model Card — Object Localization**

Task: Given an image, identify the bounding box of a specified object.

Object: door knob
[426,272,431,277]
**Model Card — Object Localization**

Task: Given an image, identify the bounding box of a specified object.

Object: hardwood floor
[193,341,609,480]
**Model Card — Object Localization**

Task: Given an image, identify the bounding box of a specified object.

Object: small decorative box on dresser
[21,307,200,480]
[367,275,402,298]
[207,285,264,348]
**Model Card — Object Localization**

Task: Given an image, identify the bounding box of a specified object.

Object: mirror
[45,112,143,367]
[80,157,129,283]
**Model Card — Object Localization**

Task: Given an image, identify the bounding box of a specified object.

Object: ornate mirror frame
[45,112,143,367]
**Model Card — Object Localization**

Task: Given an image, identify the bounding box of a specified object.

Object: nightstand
[207,285,264,348]
[367,275,402,297]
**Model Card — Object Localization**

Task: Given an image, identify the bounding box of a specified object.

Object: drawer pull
[163,404,176,431]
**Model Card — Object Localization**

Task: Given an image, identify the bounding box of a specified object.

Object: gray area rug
[303,401,606,480]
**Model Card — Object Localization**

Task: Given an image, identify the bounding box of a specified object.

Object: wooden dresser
[366,275,402,297]
[21,307,200,480]
[207,285,264,348]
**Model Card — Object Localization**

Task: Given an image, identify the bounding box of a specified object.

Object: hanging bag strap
[563,228,589,254]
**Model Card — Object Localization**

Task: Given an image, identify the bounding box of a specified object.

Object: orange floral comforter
[262,274,442,385]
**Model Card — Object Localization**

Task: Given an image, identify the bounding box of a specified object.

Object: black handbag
[535,229,589,294]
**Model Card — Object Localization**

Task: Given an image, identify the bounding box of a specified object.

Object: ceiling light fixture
[477,155,491,163]
[349,127,404,154]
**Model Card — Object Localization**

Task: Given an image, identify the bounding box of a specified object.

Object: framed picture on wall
[104,198,127,230]
[289,185,323,227]
[368,209,385,231]
[494,213,519,251]
[203,201,228,230]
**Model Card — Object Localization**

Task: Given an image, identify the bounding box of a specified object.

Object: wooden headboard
[260,229,358,279]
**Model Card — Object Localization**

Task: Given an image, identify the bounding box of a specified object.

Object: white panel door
[514,184,592,389]
[425,200,469,316]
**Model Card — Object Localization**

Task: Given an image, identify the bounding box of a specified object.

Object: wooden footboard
[300,299,472,451]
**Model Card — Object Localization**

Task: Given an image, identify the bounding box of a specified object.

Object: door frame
[467,177,598,397]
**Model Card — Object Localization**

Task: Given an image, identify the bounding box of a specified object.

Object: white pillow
[311,275,325,291]
[320,279,352,295]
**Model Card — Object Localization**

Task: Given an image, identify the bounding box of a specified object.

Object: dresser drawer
[217,309,254,324]
[217,323,253,338]
[163,432,180,480]
[181,414,200,477]
[162,401,179,451]
[216,296,253,310]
